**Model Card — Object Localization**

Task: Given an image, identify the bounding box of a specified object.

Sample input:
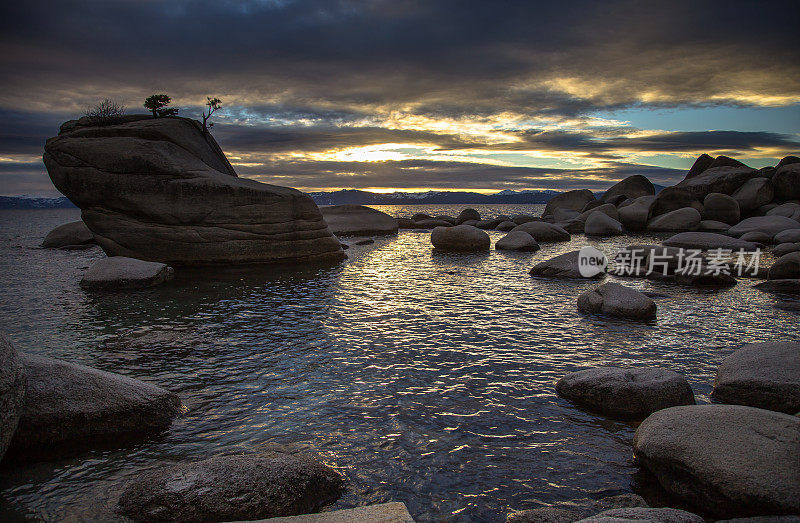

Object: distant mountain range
[0,195,76,209]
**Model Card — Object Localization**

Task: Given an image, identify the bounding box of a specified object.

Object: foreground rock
[633,405,800,517]
[556,367,694,420]
[0,334,26,462]
[495,231,539,252]
[530,251,604,279]
[702,193,740,224]
[576,282,656,320]
[260,502,414,522]
[6,353,182,462]
[116,452,344,522]
[712,342,800,413]
[41,221,96,248]
[510,221,571,242]
[431,225,490,252]
[576,507,703,523]
[662,232,758,251]
[584,211,624,236]
[768,252,800,280]
[44,115,343,265]
[729,216,800,238]
[320,205,398,236]
[80,256,175,290]
[507,494,648,523]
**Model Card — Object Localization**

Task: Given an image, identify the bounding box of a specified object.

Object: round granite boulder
[80,257,175,290]
[576,282,656,320]
[431,224,490,252]
[773,162,800,201]
[510,221,571,242]
[584,211,624,236]
[712,342,800,413]
[556,367,694,420]
[768,252,800,280]
[456,208,481,224]
[618,195,657,231]
[41,221,96,249]
[729,216,800,238]
[732,177,774,213]
[496,220,518,232]
[530,250,605,279]
[703,193,740,225]
[773,242,800,256]
[495,231,539,252]
[320,205,398,236]
[774,229,800,243]
[543,190,597,219]
[600,175,655,203]
[0,334,26,463]
[647,207,702,232]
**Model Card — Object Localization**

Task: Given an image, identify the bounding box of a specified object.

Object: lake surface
[1,205,798,522]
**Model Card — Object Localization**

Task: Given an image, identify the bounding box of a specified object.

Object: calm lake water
[1,205,798,522]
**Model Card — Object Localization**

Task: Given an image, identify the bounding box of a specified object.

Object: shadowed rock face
[43,115,343,266]
[0,334,26,463]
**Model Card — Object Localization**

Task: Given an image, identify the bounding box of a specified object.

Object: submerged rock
[43,115,343,265]
[320,205,398,236]
[6,353,182,462]
[754,279,800,294]
[0,334,26,463]
[263,502,415,522]
[116,452,344,522]
[507,494,648,523]
[530,251,605,279]
[576,282,656,320]
[80,256,175,290]
[431,224,490,252]
[633,405,800,518]
[495,231,540,252]
[41,221,96,249]
[712,342,800,414]
[413,219,453,229]
[556,367,694,420]
[510,221,571,242]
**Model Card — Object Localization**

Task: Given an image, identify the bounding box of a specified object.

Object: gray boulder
[703,193,740,225]
[600,175,655,203]
[41,221,96,248]
[510,222,571,242]
[577,282,656,320]
[556,219,585,234]
[475,218,504,229]
[43,115,343,265]
[556,367,694,420]
[512,214,538,225]
[662,232,759,251]
[773,162,800,201]
[768,252,800,280]
[584,212,624,236]
[320,205,398,236]
[774,242,800,256]
[543,189,596,218]
[0,334,26,463]
[712,342,800,413]
[774,229,800,243]
[740,231,773,244]
[431,225,490,252]
[576,507,703,523]
[263,502,415,522]
[647,208,701,232]
[553,208,581,222]
[650,187,702,217]
[577,203,619,222]
[754,279,800,294]
[618,195,656,231]
[633,405,800,517]
[456,208,481,224]
[767,202,800,218]
[732,177,774,212]
[530,251,605,279]
[685,153,715,178]
[674,165,758,199]
[409,218,453,229]
[495,231,540,252]
[116,452,344,522]
[729,216,800,238]
[80,256,175,290]
[698,220,731,232]
[496,220,518,232]
[6,353,182,462]
[776,155,800,169]
[507,494,648,523]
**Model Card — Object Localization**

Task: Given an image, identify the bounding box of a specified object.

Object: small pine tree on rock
[144,94,178,118]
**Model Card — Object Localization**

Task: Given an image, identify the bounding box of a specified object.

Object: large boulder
[41,221,96,248]
[674,165,758,199]
[703,193,740,225]
[776,155,800,169]
[576,507,703,523]
[685,153,715,178]
[6,353,183,462]
[767,202,800,219]
[530,251,605,279]
[431,224,490,252]
[456,208,481,224]
[773,162,800,201]
[768,252,800,280]
[496,220,518,232]
[80,256,175,290]
[662,232,759,251]
[633,405,800,517]
[495,231,539,252]
[510,221,571,242]
[116,452,344,522]
[712,342,800,413]
[774,229,800,243]
[618,195,656,231]
[576,282,656,320]
[319,205,398,236]
[728,216,800,238]
[600,175,655,203]
[773,242,800,256]
[0,334,26,463]
[646,207,701,232]
[577,203,618,222]
[43,115,343,265]
[650,187,702,217]
[556,367,694,420]
[732,177,774,213]
[543,189,596,218]
[584,211,624,236]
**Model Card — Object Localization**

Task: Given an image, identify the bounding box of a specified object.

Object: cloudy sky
[1,0,798,196]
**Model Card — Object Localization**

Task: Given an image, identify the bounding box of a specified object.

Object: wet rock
[321,205,398,236]
[768,252,800,280]
[774,243,800,256]
[712,342,800,413]
[556,367,694,420]
[510,222,571,242]
[600,175,655,203]
[543,189,596,219]
[584,212,624,236]
[396,218,415,229]
[732,177,774,212]
[633,404,800,517]
[647,208,701,232]
[431,224,490,252]
[41,221,96,248]
[662,232,758,251]
[702,193,740,225]
[0,333,26,462]
[80,256,175,290]
[456,208,481,224]
[506,494,648,523]
[755,279,800,294]
[577,282,656,320]
[530,251,605,279]
[774,229,800,243]
[651,187,703,217]
[353,239,374,246]
[411,213,433,222]
[729,216,800,238]
[44,115,343,265]
[576,507,703,523]
[618,195,656,231]
[495,231,540,252]
[773,162,800,201]
[698,220,731,232]
[262,502,415,522]
[496,220,518,232]
[116,452,344,522]
[674,165,757,200]
[6,353,182,462]
[674,267,737,287]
